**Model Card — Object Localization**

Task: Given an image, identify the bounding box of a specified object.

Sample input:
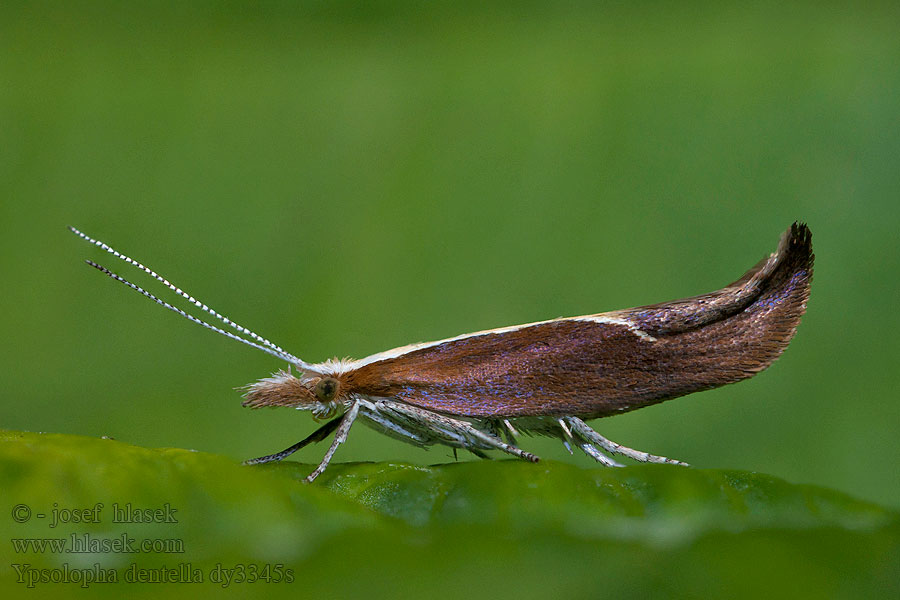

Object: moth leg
[485,418,519,447]
[478,421,502,459]
[554,418,576,455]
[578,441,624,467]
[242,416,342,466]
[379,401,539,463]
[502,419,520,446]
[305,401,361,483]
[564,416,689,466]
[356,400,432,447]
[450,418,539,462]
[554,417,618,464]
[484,419,503,439]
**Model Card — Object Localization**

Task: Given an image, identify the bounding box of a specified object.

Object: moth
[71,223,813,482]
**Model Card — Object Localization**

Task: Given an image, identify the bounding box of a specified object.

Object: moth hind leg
[563,416,689,466]
[554,417,621,467]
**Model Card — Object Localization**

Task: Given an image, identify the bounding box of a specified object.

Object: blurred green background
[1,0,898,516]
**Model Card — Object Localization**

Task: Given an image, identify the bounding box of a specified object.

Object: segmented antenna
[69,226,317,372]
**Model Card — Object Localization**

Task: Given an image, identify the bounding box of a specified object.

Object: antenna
[69,226,318,373]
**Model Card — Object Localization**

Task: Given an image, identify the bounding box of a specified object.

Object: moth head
[242,370,346,419]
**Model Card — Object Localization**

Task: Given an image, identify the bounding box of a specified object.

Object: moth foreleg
[563,416,689,466]
[305,401,361,483]
[243,416,343,466]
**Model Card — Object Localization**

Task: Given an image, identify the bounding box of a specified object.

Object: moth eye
[314,377,339,402]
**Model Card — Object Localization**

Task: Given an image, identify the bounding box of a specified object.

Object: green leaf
[2,430,897,598]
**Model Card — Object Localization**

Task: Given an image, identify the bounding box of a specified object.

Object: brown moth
[71,223,813,482]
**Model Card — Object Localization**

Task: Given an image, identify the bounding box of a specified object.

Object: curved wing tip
[775,222,813,270]
[788,221,812,248]
[785,221,814,268]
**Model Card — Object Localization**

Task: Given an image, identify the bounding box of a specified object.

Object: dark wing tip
[780,221,814,284]
[786,221,812,254]
[624,222,813,335]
